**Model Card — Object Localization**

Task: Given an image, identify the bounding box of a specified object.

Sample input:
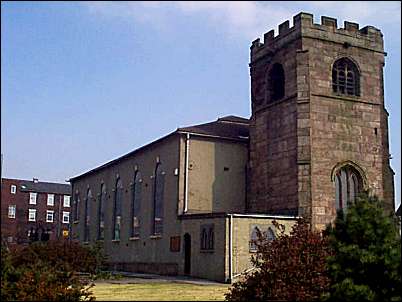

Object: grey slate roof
[19,180,71,195]
[177,115,249,140]
[70,115,249,181]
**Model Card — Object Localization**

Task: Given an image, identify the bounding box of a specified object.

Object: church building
[70,12,395,282]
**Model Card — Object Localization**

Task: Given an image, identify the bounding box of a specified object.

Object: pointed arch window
[268,63,285,102]
[113,178,123,240]
[334,166,362,211]
[266,227,276,242]
[131,171,142,238]
[249,226,260,252]
[153,163,165,235]
[332,58,360,96]
[98,184,106,240]
[84,189,92,242]
[200,224,214,251]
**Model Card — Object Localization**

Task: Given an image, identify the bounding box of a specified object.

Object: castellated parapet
[250,12,384,63]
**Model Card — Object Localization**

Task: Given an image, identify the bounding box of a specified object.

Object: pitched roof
[18,180,71,195]
[177,115,249,140]
[69,115,249,181]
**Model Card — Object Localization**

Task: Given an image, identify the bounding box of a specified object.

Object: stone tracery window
[266,227,276,242]
[334,166,363,211]
[249,226,259,252]
[332,58,360,96]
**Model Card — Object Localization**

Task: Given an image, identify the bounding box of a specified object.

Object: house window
[47,194,54,206]
[11,185,16,194]
[29,192,37,205]
[200,224,214,251]
[84,189,92,242]
[98,184,106,240]
[62,212,70,224]
[74,192,80,221]
[113,178,123,240]
[153,163,165,235]
[63,195,70,207]
[28,209,36,222]
[8,205,16,219]
[335,165,363,211]
[249,226,260,252]
[131,171,142,238]
[332,57,360,96]
[46,210,54,223]
[268,63,285,102]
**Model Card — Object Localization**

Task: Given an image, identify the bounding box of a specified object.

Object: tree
[225,219,331,301]
[1,240,106,301]
[323,192,401,302]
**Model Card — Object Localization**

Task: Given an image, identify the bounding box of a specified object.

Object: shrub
[225,219,331,301]
[323,193,401,302]
[1,240,106,301]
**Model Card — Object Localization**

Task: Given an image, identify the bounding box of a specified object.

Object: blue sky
[1,1,400,209]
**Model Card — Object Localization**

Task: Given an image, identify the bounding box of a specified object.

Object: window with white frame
[28,209,36,221]
[46,210,54,222]
[8,205,16,218]
[62,212,70,224]
[29,192,37,205]
[11,185,17,194]
[47,194,54,206]
[63,195,70,207]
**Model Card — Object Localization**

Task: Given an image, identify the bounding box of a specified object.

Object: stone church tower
[248,12,395,229]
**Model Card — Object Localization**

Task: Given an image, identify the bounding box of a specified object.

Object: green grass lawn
[92,282,231,301]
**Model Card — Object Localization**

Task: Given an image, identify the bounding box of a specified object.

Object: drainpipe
[58,195,62,239]
[183,133,190,213]
[228,214,233,283]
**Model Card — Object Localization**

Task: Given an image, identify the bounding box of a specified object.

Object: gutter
[229,213,300,220]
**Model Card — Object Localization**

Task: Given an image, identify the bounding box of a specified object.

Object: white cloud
[83,1,401,40]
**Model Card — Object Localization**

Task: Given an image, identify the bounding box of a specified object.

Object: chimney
[33,178,39,183]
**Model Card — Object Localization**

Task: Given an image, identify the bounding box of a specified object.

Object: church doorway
[184,233,191,275]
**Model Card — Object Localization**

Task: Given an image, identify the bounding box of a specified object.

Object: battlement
[251,12,383,58]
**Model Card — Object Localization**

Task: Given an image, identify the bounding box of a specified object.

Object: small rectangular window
[29,193,37,205]
[62,212,70,224]
[11,185,17,194]
[46,210,54,223]
[8,205,16,218]
[63,195,70,207]
[47,194,54,206]
[28,209,36,221]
